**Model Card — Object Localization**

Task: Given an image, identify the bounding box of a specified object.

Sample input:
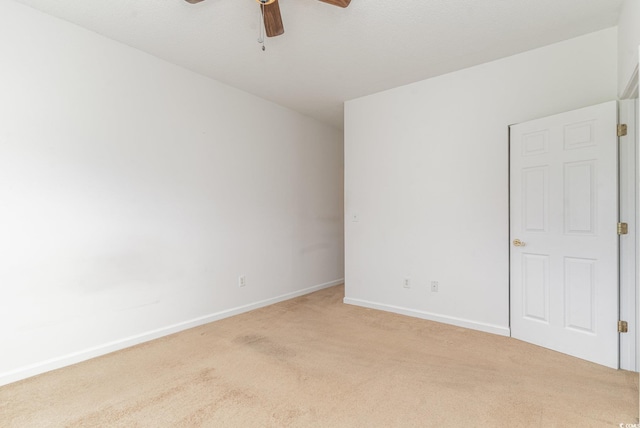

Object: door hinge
[618,222,629,235]
[618,124,628,137]
[618,320,629,333]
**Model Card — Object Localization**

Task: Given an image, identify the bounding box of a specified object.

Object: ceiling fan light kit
[184,0,351,43]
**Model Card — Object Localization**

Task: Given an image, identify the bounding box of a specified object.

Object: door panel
[523,167,548,232]
[510,101,619,368]
[522,254,549,322]
[563,257,596,333]
[564,161,596,234]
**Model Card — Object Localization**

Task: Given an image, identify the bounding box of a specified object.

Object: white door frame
[619,98,637,371]
[620,62,639,373]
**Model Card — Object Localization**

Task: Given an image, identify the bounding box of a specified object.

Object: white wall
[344,28,617,335]
[0,0,344,385]
[618,0,640,95]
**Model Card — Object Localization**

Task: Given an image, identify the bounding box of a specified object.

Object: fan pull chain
[258,3,266,51]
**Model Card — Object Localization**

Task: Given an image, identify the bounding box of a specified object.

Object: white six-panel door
[510,101,619,368]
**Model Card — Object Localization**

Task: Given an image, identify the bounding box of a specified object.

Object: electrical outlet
[238,275,246,288]
[431,281,439,292]
[403,277,411,288]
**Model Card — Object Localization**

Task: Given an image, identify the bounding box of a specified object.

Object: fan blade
[318,0,351,7]
[184,0,206,3]
[262,0,284,37]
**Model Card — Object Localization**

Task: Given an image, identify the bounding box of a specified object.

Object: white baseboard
[0,279,344,387]
[343,297,510,337]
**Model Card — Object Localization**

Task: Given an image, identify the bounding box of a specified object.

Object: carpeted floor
[1,285,637,427]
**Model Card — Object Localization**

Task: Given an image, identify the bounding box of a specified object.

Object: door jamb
[619,98,637,372]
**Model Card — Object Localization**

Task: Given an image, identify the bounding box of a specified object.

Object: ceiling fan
[184,0,351,38]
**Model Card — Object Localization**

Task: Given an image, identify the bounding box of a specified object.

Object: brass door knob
[513,239,525,247]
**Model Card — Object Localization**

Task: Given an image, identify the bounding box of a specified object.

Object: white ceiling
[13,0,624,129]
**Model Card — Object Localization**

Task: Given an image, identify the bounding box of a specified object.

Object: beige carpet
[1,285,637,427]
